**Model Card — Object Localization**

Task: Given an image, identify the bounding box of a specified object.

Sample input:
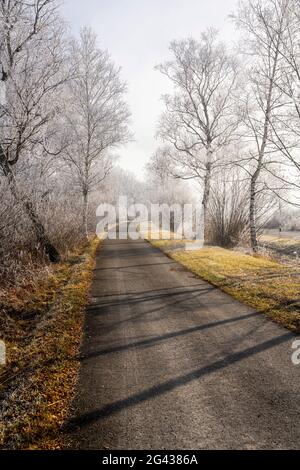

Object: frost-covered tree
[0,0,67,261]
[156,29,239,241]
[61,27,131,237]
[232,0,293,251]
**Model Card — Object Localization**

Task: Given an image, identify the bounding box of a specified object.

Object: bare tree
[0,0,66,262]
[156,29,239,241]
[104,166,145,206]
[264,0,300,192]
[208,166,276,248]
[208,169,250,247]
[146,146,175,188]
[232,0,293,252]
[61,27,131,237]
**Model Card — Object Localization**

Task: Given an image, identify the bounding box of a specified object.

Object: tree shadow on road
[79,311,261,360]
[67,330,294,431]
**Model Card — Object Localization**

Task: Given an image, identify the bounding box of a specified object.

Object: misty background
[61,0,237,178]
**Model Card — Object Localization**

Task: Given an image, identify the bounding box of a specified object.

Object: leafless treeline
[151,0,300,250]
[2,0,300,284]
[0,1,130,283]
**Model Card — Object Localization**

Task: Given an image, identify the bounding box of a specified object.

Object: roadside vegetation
[0,1,129,449]
[2,0,300,451]
[151,240,300,334]
[0,238,99,450]
[259,232,300,261]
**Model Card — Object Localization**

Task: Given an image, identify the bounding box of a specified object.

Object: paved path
[70,239,300,450]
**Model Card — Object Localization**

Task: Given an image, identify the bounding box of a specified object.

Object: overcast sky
[60,0,237,178]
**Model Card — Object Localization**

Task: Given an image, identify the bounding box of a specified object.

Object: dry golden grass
[151,240,300,333]
[0,238,100,450]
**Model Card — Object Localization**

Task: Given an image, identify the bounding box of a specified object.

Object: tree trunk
[249,176,259,253]
[201,148,213,244]
[83,189,89,239]
[248,28,281,253]
[0,147,60,263]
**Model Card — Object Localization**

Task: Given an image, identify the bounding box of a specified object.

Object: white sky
[60,0,238,178]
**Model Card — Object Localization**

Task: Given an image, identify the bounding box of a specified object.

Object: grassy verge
[0,238,99,450]
[150,240,300,333]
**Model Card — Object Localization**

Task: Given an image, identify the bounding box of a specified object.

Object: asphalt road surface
[70,239,300,450]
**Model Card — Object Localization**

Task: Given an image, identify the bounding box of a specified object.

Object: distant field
[260,230,300,260]
[150,239,300,333]
[261,229,300,242]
